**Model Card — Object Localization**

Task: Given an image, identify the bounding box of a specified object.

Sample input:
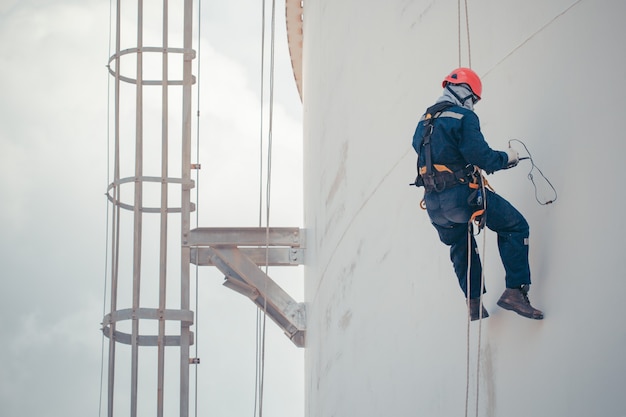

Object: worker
[411,67,543,321]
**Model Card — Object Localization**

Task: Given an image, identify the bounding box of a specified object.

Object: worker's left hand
[505,147,519,168]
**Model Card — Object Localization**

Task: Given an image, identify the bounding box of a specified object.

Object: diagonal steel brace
[206,246,306,347]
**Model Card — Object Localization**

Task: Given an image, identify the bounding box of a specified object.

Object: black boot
[468,298,489,321]
[497,285,544,319]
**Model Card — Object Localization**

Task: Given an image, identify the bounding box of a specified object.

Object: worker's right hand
[505,147,519,168]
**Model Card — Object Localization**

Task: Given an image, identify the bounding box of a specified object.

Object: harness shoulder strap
[421,101,454,176]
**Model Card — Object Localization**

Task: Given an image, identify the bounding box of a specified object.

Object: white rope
[464,175,487,417]
[254,0,268,412]
[508,139,557,206]
[464,0,472,69]
[193,1,203,416]
[457,0,473,68]
[98,1,115,415]
[458,1,481,414]
[255,1,277,416]
[464,226,487,417]
[475,223,487,417]
[464,226,471,417]
[254,0,267,412]
[457,0,461,67]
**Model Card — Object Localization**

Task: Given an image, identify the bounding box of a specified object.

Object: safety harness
[411,102,490,229]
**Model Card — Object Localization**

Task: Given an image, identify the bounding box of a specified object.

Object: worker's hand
[505,147,519,168]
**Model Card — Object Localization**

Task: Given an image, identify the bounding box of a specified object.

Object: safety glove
[505,147,519,168]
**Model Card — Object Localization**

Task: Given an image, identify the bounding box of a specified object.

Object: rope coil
[509,139,558,206]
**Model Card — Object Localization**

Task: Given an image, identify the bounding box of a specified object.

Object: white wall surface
[302,0,626,416]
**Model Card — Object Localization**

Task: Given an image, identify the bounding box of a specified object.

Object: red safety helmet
[442,67,482,99]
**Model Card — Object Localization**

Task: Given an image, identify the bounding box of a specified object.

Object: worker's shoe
[468,298,489,321]
[497,285,544,320]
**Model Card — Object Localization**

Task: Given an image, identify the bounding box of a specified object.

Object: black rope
[508,139,557,205]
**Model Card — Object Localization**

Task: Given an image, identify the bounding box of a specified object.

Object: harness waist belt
[414,164,474,192]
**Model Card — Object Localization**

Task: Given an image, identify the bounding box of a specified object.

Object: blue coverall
[412,102,531,299]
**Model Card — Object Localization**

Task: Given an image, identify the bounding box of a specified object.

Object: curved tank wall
[301,0,626,416]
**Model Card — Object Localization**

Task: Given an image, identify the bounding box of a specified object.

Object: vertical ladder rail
[157,1,170,416]
[180,1,194,416]
[130,1,144,416]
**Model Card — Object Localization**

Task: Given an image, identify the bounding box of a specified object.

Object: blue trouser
[424,185,531,299]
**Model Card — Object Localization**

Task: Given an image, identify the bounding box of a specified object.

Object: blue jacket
[412,102,508,175]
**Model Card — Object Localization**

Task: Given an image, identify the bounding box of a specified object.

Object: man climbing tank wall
[301,0,626,416]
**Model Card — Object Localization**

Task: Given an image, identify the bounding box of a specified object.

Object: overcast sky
[0,0,304,416]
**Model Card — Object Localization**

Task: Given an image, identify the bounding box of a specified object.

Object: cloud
[0,1,304,416]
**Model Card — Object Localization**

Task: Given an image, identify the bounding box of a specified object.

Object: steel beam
[187,227,303,247]
[191,247,304,266]
[204,246,306,347]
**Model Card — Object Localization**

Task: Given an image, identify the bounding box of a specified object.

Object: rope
[509,139,558,205]
[464,226,471,417]
[255,1,277,416]
[254,0,268,412]
[464,0,472,68]
[475,229,487,417]
[464,172,487,417]
[254,0,266,411]
[98,1,114,415]
[457,0,461,67]
[261,2,277,414]
[458,1,480,414]
[193,1,203,416]
[457,0,473,68]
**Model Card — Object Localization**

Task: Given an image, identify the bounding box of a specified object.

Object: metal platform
[188,227,306,347]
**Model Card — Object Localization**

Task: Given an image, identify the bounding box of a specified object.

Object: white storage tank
[300,0,626,416]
